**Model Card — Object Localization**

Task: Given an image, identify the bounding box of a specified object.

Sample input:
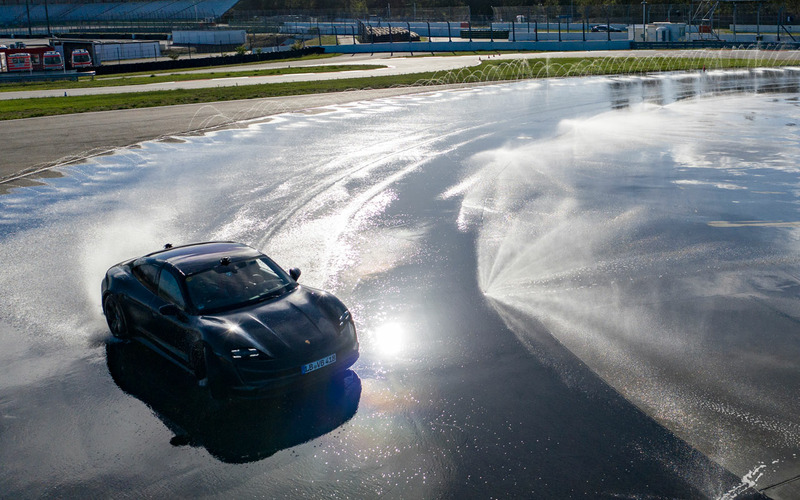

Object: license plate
[301,353,336,374]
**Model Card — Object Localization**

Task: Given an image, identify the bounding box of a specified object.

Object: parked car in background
[591,24,625,32]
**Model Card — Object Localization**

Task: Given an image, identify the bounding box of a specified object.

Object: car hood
[203,286,343,358]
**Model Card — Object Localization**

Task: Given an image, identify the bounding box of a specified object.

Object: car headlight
[230,347,269,360]
[339,311,357,341]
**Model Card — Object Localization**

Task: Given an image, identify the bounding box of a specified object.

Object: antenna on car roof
[164,243,173,249]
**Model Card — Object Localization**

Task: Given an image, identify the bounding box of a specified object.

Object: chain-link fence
[493,3,795,29]
[3,3,798,38]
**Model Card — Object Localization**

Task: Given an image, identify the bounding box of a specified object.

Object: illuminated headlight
[230,347,264,360]
[339,311,357,340]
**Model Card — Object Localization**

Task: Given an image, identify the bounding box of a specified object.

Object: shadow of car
[106,339,362,463]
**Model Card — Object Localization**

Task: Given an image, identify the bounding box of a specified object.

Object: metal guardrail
[0,70,94,83]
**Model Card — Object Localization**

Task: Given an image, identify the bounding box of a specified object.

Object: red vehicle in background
[70,49,92,69]
[1,44,54,71]
[42,51,64,71]
[7,52,32,72]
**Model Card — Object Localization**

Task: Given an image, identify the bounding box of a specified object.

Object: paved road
[3,73,789,498]
[0,84,492,191]
[4,49,795,101]
[2,49,798,188]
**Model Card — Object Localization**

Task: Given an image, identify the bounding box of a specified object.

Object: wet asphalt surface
[2,69,800,498]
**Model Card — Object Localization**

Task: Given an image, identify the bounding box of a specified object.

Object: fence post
[756,2,761,38]
[427,21,431,50]
[535,20,538,41]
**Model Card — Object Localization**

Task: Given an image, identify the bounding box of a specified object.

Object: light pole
[641,0,647,41]
[44,0,51,36]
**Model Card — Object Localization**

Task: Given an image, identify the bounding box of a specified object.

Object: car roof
[143,241,263,276]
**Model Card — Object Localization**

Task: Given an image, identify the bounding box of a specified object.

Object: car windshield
[184,257,293,312]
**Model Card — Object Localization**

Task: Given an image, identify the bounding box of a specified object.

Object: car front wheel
[190,343,228,400]
[103,295,129,339]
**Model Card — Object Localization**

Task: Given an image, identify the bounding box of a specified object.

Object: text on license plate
[302,353,336,374]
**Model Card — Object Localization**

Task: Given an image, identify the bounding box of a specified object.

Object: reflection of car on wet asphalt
[101,241,359,399]
[591,24,625,32]
[106,340,362,463]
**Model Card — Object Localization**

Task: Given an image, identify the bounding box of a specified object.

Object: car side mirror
[159,304,179,316]
[289,268,301,281]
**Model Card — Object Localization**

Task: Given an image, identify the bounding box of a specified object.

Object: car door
[127,261,162,337]
[151,268,197,364]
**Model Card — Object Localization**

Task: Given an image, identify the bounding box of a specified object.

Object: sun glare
[372,322,406,356]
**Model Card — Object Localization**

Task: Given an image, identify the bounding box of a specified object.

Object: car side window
[132,261,160,293]
[158,270,186,309]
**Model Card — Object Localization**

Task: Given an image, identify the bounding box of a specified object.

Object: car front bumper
[224,345,360,399]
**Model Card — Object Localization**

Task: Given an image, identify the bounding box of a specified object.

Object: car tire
[190,343,228,401]
[103,295,130,339]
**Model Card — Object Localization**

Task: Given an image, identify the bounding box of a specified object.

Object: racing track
[1,69,800,498]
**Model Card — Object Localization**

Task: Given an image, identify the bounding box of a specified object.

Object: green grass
[303,35,339,46]
[1,56,797,121]
[0,64,386,92]
[445,56,798,81]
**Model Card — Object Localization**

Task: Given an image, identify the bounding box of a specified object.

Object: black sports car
[101,241,359,398]
[591,24,625,32]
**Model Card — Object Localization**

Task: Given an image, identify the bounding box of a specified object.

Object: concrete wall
[322,40,631,54]
[731,25,800,34]
[511,32,628,42]
[95,41,161,64]
[280,21,628,39]
[172,30,246,45]
[687,33,787,43]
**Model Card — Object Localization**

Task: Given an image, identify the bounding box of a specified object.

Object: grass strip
[1,56,797,121]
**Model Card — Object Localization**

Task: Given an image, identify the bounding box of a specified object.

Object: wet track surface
[2,69,800,498]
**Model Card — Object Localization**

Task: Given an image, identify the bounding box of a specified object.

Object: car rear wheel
[190,343,227,400]
[103,295,129,339]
